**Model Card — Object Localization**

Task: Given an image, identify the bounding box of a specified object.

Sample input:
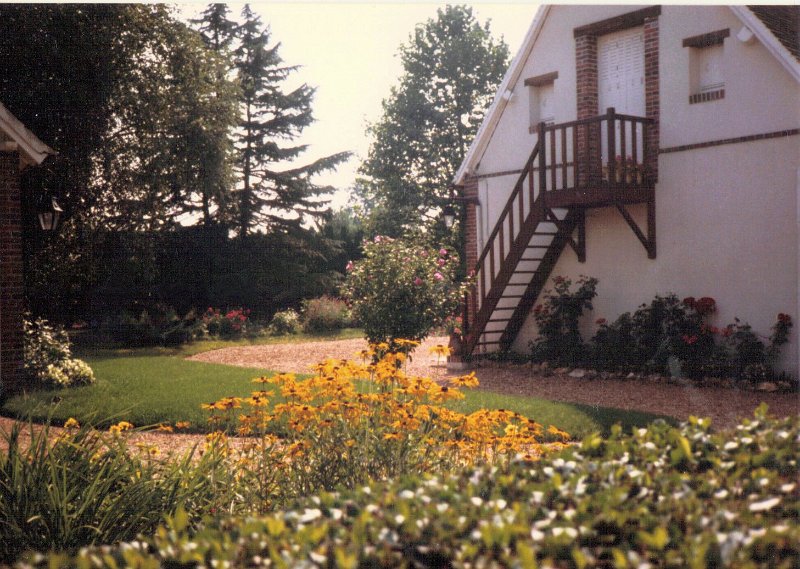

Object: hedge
[20,405,798,568]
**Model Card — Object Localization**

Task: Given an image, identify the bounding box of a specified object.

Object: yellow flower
[156,423,174,433]
[64,417,80,430]
[109,420,134,435]
[148,446,160,456]
[450,372,479,388]
[428,344,451,358]
[175,421,191,430]
[383,432,402,441]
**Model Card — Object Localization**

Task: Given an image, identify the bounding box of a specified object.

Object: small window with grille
[684,29,729,104]
[525,71,558,132]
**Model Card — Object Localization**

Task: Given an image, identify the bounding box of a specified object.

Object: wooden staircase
[460,109,656,357]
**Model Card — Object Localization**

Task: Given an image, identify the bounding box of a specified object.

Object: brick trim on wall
[0,151,25,395]
[524,71,559,87]
[463,177,479,273]
[659,128,799,154]
[574,6,661,38]
[682,28,730,48]
[574,7,660,183]
[689,89,725,105]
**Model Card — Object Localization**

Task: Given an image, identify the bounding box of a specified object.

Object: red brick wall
[462,177,479,273]
[643,14,660,180]
[0,151,25,395]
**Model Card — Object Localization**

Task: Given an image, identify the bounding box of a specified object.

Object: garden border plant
[19,405,799,568]
[527,276,794,386]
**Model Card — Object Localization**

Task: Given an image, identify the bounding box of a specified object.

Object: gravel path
[189,336,798,430]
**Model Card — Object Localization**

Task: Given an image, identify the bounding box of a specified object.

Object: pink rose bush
[343,237,470,347]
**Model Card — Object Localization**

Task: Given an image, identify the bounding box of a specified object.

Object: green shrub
[23,317,94,388]
[0,418,233,564]
[529,275,598,366]
[101,305,201,347]
[27,406,799,568]
[343,236,469,347]
[268,308,302,335]
[301,296,352,333]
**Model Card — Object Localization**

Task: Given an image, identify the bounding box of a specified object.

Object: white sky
[178,2,540,208]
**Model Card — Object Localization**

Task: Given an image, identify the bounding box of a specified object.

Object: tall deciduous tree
[357,5,509,237]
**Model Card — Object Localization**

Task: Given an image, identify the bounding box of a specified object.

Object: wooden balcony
[534,107,656,210]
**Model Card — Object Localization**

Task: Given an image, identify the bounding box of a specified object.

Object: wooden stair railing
[461,131,545,357]
[460,109,656,358]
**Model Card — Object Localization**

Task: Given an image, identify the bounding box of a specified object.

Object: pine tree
[195,4,350,238]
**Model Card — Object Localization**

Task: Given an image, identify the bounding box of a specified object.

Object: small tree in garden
[343,236,469,348]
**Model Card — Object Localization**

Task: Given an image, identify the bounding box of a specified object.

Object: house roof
[748,5,799,60]
[0,100,56,169]
[454,5,800,186]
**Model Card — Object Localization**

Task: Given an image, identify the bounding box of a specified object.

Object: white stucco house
[453,5,800,375]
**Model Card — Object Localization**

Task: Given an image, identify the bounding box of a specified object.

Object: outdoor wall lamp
[36,194,63,231]
[443,195,480,229]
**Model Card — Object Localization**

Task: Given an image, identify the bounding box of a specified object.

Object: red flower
[553,276,565,284]
[721,326,733,338]
[682,334,698,345]
[596,318,607,325]
[682,297,696,308]
[695,297,716,316]
[778,313,792,324]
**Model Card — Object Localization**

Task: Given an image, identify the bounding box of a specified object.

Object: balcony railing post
[537,121,547,210]
[606,107,616,189]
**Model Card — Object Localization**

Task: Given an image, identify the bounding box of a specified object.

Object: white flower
[399,490,415,500]
[299,508,322,523]
[723,441,738,451]
[714,489,729,499]
[781,483,796,493]
[394,514,405,525]
[530,529,545,541]
[436,503,449,513]
[470,496,483,507]
[748,497,781,512]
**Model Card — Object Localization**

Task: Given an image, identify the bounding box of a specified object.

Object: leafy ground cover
[22,406,798,568]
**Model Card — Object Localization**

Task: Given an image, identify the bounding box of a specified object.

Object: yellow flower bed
[201,342,569,510]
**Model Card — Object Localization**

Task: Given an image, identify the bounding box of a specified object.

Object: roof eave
[729,6,800,84]
[454,5,551,187]
[0,101,56,169]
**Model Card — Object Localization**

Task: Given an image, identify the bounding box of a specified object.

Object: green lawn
[3,332,672,438]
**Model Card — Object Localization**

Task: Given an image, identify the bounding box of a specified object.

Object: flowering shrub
[267,308,302,335]
[203,307,250,339]
[300,296,353,333]
[31,406,799,568]
[201,343,569,508]
[591,292,794,381]
[343,237,470,348]
[529,275,598,366]
[23,317,94,388]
